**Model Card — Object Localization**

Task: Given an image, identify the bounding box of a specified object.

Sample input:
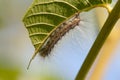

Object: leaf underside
[23,0,111,59]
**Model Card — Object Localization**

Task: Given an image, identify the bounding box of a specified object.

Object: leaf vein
[34,0,79,11]
[26,23,55,28]
[27,12,67,19]
[29,33,48,37]
[33,42,42,46]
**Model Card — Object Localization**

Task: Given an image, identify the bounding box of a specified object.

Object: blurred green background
[0,0,120,80]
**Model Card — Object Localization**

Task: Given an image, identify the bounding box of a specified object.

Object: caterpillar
[27,14,80,69]
[39,15,80,57]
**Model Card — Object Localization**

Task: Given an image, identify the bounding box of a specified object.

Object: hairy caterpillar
[27,14,80,69]
[40,15,80,57]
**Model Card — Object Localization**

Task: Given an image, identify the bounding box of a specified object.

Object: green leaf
[23,0,111,68]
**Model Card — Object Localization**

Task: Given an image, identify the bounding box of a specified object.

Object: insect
[22,0,111,70]
[39,14,80,57]
[27,13,80,69]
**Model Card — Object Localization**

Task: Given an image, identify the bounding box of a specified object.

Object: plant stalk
[75,0,120,80]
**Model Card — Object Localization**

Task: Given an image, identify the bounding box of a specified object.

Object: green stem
[75,0,120,80]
